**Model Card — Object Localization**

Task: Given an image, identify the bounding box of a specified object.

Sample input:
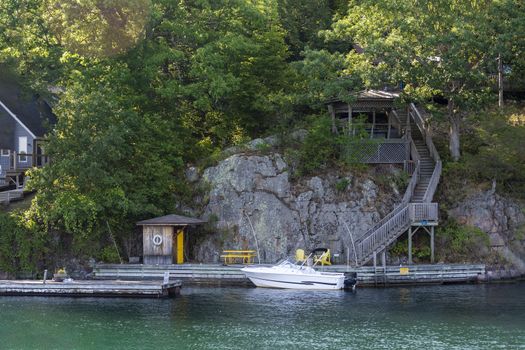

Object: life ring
[152,234,163,246]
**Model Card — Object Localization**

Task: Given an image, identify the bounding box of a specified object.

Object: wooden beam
[348,104,352,135]
[387,110,392,139]
[408,227,413,264]
[430,226,435,263]
[328,104,337,134]
[371,110,376,139]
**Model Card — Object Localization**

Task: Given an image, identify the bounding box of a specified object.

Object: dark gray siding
[0,107,16,149]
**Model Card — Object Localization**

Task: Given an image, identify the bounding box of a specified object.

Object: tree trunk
[498,53,504,108]
[448,100,461,161]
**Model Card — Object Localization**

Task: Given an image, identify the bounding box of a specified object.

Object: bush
[0,212,47,274]
[293,114,378,176]
[436,219,490,262]
[296,116,339,175]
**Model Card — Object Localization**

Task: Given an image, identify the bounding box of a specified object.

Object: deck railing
[345,138,410,164]
[409,203,439,222]
[6,151,49,172]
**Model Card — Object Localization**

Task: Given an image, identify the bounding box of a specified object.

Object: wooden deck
[0,279,181,298]
[94,263,486,287]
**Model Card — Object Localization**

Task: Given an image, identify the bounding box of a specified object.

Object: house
[0,79,56,188]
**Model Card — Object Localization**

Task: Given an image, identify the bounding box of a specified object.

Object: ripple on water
[0,283,524,349]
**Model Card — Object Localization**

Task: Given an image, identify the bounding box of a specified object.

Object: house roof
[0,78,56,138]
[136,214,207,226]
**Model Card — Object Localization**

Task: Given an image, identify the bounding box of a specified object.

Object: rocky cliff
[190,152,403,263]
[448,189,525,273]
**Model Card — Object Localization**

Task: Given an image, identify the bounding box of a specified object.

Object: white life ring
[152,234,163,246]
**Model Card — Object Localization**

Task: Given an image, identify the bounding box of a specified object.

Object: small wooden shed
[137,214,206,265]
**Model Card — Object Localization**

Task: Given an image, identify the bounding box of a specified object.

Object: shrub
[436,219,490,262]
[335,178,350,192]
[296,116,339,175]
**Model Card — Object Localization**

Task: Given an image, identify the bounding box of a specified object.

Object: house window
[18,136,27,163]
[0,149,9,157]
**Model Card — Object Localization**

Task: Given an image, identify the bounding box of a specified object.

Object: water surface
[0,283,524,349]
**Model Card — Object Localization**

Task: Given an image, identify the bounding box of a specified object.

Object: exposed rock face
[192,153,401,263]
[448,190,525,272]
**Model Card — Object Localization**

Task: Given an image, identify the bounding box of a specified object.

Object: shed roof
[136,214,207,226]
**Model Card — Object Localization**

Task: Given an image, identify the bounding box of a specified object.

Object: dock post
[373,252,377,286]
[163,271,169,285]
[430,226,435,263]
[381,250,387,285]
[408,227,413,264]
[43,269,47,284]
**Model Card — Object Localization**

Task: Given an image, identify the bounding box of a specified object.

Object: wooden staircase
[351,104,441,266]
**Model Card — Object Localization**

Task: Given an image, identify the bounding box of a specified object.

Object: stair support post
[430,226,435,264]
[373,252,377,286]
[408,227,413,264]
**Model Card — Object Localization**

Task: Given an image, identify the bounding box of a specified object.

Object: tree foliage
[314,0,525,161]
[0,0,292,268]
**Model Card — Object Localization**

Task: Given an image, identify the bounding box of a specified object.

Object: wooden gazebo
[326,89,411,164]
[137,214,206,265]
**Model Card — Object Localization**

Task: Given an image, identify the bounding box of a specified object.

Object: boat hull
[242,267,345,290]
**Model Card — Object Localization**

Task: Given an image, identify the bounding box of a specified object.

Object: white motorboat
[241,259,346,290]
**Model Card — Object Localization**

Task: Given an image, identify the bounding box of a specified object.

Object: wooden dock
[94,264,249,285]
[93,263,486,287]
[0,279,181,298]
[324,264,486,286]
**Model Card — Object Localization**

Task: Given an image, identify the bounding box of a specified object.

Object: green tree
[319,0,525,161]
[0,0,293,266]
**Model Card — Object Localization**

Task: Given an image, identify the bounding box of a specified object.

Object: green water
[0,283,524,349]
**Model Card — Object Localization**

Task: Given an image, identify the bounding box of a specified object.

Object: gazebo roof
[356,89,400,100]
[136,214,206,226]
[325,89,400,104]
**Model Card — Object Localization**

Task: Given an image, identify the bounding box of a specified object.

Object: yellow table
[220,250,257,264]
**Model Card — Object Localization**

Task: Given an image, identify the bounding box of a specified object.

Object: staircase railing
[354,156,420,265]
[355,204,411,265]
[351,103,441,266]
[408,103,442,202]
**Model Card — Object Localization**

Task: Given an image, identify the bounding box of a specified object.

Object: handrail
[423,160,442,202]
[355,158,419,247]
[408,103,442,203]
[356,204,411,263]
[402,159,420,204]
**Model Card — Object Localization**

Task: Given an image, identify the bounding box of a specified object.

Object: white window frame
[18,136,28,163]
[0,149,9,157]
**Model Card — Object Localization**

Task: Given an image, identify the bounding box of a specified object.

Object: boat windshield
[276,259,297,268]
